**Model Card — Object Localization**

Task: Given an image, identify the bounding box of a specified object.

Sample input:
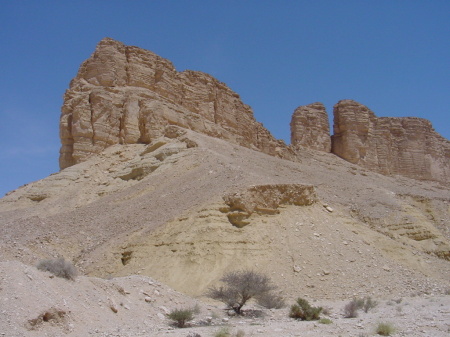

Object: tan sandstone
[331,99,450,183]
[59,37,294,169]
[290,102,331,152]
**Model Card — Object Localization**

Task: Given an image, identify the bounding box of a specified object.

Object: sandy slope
[1,128,449,336]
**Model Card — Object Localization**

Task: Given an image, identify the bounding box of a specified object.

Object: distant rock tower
[290,102,331,152]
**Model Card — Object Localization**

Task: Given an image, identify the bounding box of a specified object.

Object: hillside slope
[1,127,449,300]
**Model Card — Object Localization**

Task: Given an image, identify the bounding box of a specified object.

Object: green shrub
[318,318,332,324]
[167,308,194,328]
[289,298,322,321]
[36,258,77,280]
[376,322,395,336]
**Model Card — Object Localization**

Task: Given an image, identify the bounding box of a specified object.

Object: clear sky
[1,1,449,197]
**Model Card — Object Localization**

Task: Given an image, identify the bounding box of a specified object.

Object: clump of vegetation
[167,308,194,328]
[256,291,285,309]
[36,258,77,280]
[318,318,333,324]
[363,296,378,313]
[376,322,395,336]
[289,298,322,321]
[213,327,245,337]
[206,270,277,315]
[344,297,377,318]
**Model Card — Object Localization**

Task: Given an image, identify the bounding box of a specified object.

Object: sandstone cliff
[59,38,294,169]
[61,38,449,184]
[331,99,450,182]
[290,102,331,152]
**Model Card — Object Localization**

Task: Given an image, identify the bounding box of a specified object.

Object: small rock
[159,306,170,314]
[293,265,302,273]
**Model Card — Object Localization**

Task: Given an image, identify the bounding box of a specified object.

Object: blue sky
[1,1,449,196]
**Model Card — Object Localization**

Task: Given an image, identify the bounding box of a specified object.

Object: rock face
[60,38,449,184]
[331,99,450,182]
[60,38,293,169]
[290,102,331,152]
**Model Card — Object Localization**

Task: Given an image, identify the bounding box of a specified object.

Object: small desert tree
[206,270,276,315]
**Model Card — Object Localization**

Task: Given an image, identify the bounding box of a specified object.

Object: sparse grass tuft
[36,258,77,280]
[318,318,333,324]
[214,327,230,337]
[376,322,395,336]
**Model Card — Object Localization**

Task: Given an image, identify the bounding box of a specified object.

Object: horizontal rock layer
[60,38,449,183]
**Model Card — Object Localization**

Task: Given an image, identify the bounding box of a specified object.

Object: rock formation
[60,38,449,184]
[59,38,294,169]
[290,102,331,152]
[331,99,450,182]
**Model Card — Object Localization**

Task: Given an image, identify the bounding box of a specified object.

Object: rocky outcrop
[331,100,450,182]
[60,38,294,169]
[222,184,317,227]
[290,102,331,152]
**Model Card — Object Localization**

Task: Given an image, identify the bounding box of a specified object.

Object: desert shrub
[167,308,194,328]
[321,306,332,315]
[36,258,77,280]
[318,318,332,324]
[376,322,395,336]
[256,291,285,309]
[344,297,376,317]
[343,299,359,318]
[206,270,276,315]
[214,327,230,337]
[213,328,244,337]
[363,296,378,313]
[289,298,322,321]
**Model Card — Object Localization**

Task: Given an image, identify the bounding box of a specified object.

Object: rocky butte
[60,38,449,184]
[59,37,294,170]
[1,38,449,336]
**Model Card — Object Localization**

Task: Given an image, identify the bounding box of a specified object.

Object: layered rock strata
[60,38,449,183]
[60,38,293,169]
[290,102,331,152]
[331,99,450,182]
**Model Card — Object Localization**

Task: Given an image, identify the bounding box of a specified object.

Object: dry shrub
[206,270,276,315]
[36,258,77,280]
[256,291,285,309]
